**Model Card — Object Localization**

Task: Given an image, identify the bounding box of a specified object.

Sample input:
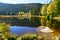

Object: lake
[0,16,60,36]
[10,26,37,36]
[0,17,40,36]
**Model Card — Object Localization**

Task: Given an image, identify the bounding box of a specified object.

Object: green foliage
[31,4,42,15]
[39,0,60,32]
[0,22,10,33]
[17,34,38,40]
[47,0,60,17]
[18,12,25,15]
[40,4,48,26]
[0,23,16,40]
[41,4,47,16]
[47,0,60,32]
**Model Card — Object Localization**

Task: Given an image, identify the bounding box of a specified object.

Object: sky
[0,0,51,4]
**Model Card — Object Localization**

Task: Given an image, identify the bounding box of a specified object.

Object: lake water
[0,17,40,36]
[0,17,60,36]
[10,26,37,36]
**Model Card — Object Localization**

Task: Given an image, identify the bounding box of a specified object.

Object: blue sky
[0,0,51,4]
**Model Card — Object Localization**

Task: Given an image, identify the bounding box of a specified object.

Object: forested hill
[0,3,42,15]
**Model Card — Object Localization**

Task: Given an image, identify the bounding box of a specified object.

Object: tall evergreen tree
[40,4,47,26]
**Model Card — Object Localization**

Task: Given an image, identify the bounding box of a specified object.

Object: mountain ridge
[0,2,43,15]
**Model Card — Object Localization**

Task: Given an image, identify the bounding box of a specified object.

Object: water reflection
[0,16,40,27]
